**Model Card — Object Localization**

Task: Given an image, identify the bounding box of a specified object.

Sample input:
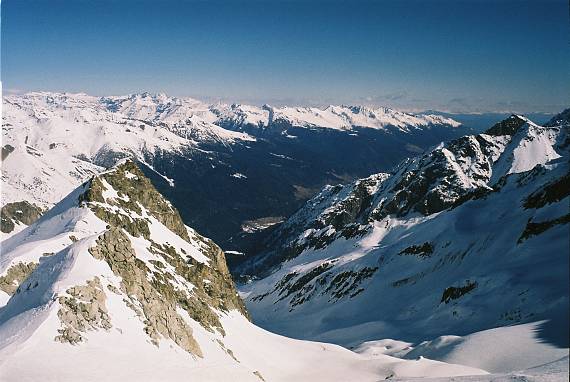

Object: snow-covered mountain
[212,103,460,132]
[0,92,252,207]
[239,111,570,356]
[0,160,500,381]
[1,91,466,249]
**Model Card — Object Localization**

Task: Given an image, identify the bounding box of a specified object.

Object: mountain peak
[0,159,249,359]
[484,114,527,136]
[79,159,191,241]
[241,112,569,353]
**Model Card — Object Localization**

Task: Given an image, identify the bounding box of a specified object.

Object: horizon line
[1,87,564,116]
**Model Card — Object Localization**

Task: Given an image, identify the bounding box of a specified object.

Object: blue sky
[2,0,568,112]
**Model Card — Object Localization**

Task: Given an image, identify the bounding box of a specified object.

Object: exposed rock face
[55,277,112,344]
[369,133,505,220]
[484,115,527,136]
[398,243,434,258]
[238,174,388,278]
[0,262,38,295]
[69,160,248,356]
[0,159,249,357]
[83,160,248,317]
[440,281,478,304]
[1,144,15,160]
[518,213,570,243]
[89,228,203,356]
[80,160,190,241]
[1,201,43,233]
[523,173,570,209]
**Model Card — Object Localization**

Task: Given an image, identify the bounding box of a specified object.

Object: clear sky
[2,0,568,112]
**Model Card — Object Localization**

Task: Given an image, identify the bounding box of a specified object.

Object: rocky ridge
[0,160,247,357]
[239,113,566,277]
[240,111,570,347]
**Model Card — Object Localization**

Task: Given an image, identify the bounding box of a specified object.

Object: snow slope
[356,322,568,374]
[0,160,491,381]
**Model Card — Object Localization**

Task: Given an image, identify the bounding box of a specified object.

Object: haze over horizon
[2,0,568,113]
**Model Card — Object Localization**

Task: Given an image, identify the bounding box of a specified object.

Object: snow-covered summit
[0,92,254,208]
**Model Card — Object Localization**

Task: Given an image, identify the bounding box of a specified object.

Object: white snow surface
[271,105,461,130]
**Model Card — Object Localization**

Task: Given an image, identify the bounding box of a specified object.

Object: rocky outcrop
[71,160,248,356]
[440,281,478,304]
[89,227,203,356]
[1,201,43,233]
[251,262,379,311]
[236,174,388,278]
[79,161,189,241]
[484,115,527,136]
[55,277,112,344]
[523,173,570,209]
[518,214,570,243]
[398,243,434,258]
[0,262,38,295]
[369,133,504,221]
[1,144,15,160]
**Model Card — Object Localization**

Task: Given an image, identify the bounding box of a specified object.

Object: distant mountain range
[423,111,556,133]
[1,92,470,252]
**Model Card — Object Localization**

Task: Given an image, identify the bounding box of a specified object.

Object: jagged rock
[0,262,37,295]
[1,201,43,233]
[441,281,478,304]
[80,161,190,241]
[89,225,204,356]
[524,173,570,209]
[518,214,570,243]
[398,243,434,258]
[1,144,15,160]
[55,277,112,344]
[77,160,248,356]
